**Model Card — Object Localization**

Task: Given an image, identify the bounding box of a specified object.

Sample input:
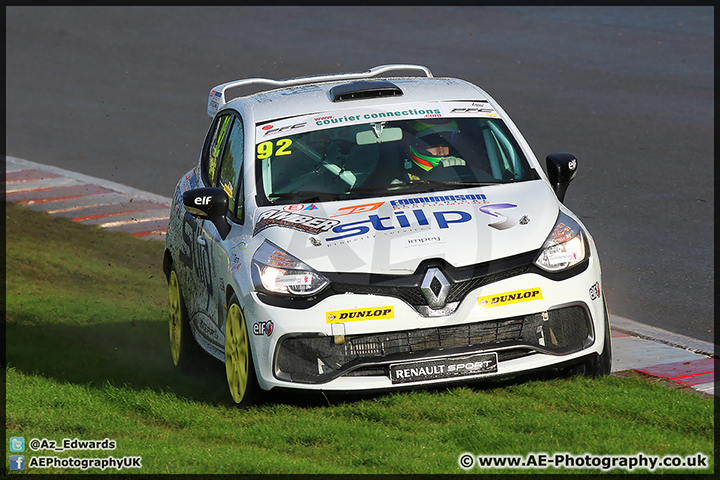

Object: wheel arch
[163,248,173,281]
[225,284,238,308]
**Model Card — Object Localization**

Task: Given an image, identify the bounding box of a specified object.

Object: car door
[182,113,233,336]
[193,112,246,348]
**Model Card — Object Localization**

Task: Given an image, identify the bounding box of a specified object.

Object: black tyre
[593,298,613,376]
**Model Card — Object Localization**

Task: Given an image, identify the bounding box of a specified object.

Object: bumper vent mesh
[276,305,592,383]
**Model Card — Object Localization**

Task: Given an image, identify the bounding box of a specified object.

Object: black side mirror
[183,187,231,240]
[545,153,578,203]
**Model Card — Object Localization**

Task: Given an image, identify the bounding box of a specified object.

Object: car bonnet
[250,180,558,275]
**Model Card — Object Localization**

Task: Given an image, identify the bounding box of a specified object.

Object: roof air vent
[330,81,403,102]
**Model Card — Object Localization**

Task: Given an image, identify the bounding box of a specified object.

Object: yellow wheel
[225,295,258,406]
[167,267,200,370]
[168,270,183,366]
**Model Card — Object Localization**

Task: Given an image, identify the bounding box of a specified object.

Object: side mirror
[182,187,231,240]
[545,153,578,203]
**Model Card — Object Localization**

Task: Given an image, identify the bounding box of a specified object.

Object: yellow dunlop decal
[477,288,543,308]
[326,307,394,324]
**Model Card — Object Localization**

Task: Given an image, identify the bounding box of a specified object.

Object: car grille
[275,305,593,384]
[333,265,531,307]
[327,253,535,317]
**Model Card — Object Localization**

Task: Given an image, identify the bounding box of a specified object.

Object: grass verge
[4,201,715,474]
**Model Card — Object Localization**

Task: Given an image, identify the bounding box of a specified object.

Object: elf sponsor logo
[253,209,340,235]
[326,208,472,242]
[326,307,394,324]
[477,288,543,308]
[253,320,274,336]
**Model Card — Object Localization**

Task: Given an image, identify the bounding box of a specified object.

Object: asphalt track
[5,6,714,345]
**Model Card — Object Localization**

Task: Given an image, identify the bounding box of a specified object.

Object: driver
[403,119,466,180]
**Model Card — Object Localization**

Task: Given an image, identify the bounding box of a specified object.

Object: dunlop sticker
[326,307,394,324]
[477,288,542,308]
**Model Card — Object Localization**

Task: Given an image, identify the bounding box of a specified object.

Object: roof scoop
[329,81,403,102]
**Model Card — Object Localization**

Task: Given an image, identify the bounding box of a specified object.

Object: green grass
[4,201,715,474]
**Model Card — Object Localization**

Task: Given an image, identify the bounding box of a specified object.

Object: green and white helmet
[406,119,461,171]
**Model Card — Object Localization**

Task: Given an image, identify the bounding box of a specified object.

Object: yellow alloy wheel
[225,302,250,404]
[168,270,182,366]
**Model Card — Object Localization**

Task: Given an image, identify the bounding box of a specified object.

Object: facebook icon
[10,455,25,470]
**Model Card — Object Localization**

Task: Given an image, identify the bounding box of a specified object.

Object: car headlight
[534,212,587,272]
[251,240,329,296]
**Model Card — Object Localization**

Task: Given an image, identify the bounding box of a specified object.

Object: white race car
[163,64,611,406]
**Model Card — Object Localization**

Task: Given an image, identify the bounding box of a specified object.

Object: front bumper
[242,255,606,392]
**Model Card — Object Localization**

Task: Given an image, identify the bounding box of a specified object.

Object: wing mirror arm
[545,153,578,203]
[182,187,231,240]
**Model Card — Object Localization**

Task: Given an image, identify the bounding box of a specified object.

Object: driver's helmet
[406,119,460,171]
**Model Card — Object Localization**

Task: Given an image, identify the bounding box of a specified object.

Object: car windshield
[255,110,539,206]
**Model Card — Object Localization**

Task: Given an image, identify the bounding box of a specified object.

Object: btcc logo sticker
[326,307,394,324]
[477,288,543,308]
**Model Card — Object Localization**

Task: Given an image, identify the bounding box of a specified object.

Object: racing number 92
[257,139,292,159]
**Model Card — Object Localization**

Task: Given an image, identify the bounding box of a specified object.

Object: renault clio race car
[163,64,611,406]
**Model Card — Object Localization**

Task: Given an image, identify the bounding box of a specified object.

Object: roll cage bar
[206,64,434,119]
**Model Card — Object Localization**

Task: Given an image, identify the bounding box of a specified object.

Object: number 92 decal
[257,139,292,159]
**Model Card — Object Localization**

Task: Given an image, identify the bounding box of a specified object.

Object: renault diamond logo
[420,268,450,309]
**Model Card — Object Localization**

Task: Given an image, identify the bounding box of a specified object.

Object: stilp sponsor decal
[326,307,394,323]
[477,288,542,308]
[326,208,472,242]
